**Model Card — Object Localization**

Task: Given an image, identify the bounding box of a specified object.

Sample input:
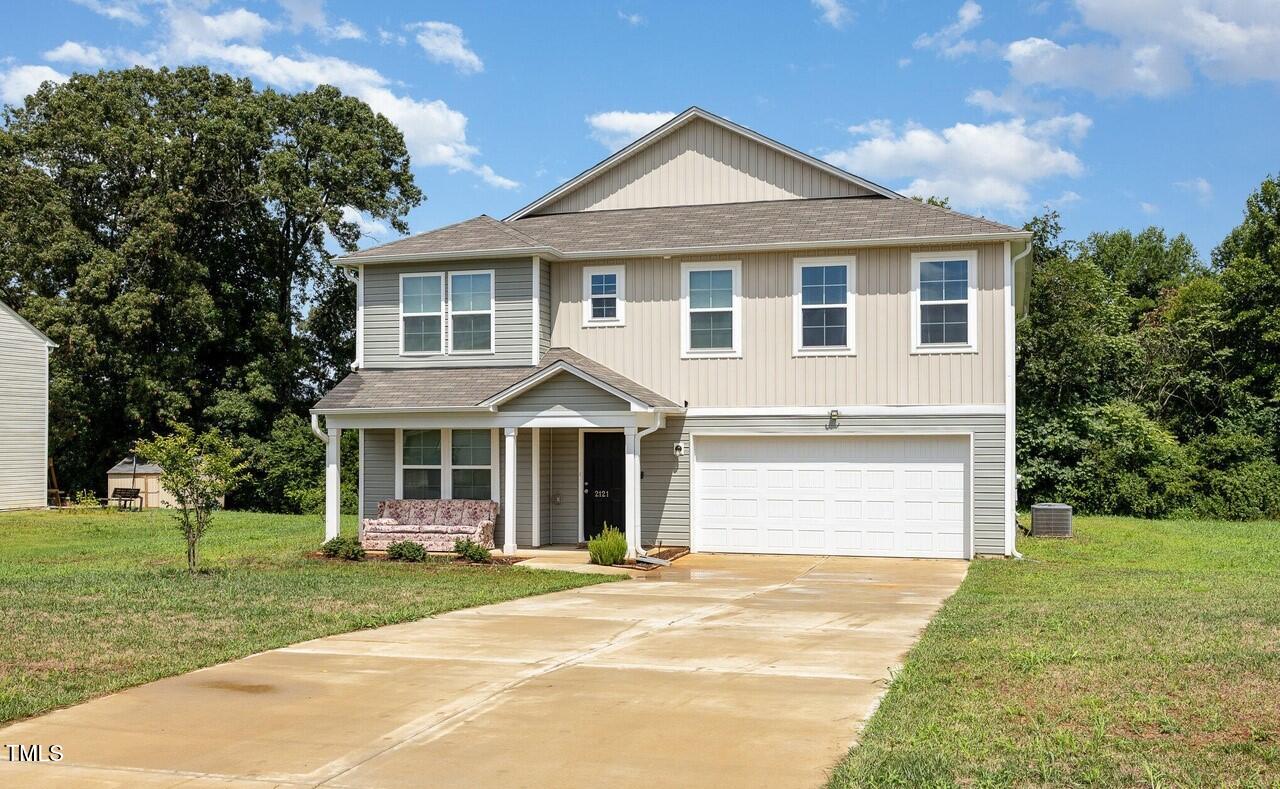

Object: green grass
[0,508,613,724]
[830,516,1280,788]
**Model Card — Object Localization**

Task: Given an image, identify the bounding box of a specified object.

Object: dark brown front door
[582,432,625,540]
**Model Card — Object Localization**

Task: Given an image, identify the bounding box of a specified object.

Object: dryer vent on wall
[1030,503,1073,537]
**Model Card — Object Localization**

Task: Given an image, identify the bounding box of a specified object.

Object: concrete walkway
[0,555,966,789]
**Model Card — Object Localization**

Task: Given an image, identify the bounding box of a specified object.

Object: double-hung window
[401,429,442,498]
[582,265,625,326]
[450,429,492,499]
[794,256,855,355]
[448,271,494,353]
[912,251,977,353]
[400,274,442,354]
[682,261,741,357]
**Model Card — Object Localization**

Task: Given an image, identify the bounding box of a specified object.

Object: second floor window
[401,274,442,354]
[682,262,741,357]
[448,271,494,353]
[912,251,976,353]
[794,257,854,355]
[582,265,625,326]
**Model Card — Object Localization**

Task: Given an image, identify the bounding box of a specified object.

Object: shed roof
[107,457,162,475]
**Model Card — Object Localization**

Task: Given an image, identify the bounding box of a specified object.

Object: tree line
[2,66,1278,520]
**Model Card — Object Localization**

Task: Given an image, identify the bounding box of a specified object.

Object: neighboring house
[0,299,54,511]
[312,107,1032,560]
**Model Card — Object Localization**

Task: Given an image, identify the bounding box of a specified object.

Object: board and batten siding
[637,413,1007,555]
[363,258,533,368]
[535,117,875,215]
[0,305,49,510]
[550,243,1007,408]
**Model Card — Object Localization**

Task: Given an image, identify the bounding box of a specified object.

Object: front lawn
[0,509,612,724]
[830,516,1280,787]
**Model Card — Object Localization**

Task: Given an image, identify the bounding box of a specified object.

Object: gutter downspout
[631,413,667,559]
[310,413,328,443]
[1008,241,1033,560]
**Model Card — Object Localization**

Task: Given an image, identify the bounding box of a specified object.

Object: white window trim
[398,272,444,357]
[680,260,742,359]
[582,264,626,327]
[911,250,978,354]
[450,428,494,499]
[395,428,447,499]
[447,269,496,355]
[792,255,856,357]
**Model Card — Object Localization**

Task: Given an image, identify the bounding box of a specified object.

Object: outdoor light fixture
[673,443,685,456]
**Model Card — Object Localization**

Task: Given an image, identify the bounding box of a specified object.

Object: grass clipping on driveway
[0,510,613,724]
[830,517,1280,787]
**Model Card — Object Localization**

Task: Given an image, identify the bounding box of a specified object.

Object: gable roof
[0,299,56,348]
[342,215,551,262]
[505,107,902,221]
[312,347,679,413]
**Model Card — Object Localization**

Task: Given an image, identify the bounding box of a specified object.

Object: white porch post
[624,426,639,559]
[324,426,341,542]
[503,427,518,555]
[531,428,542,547]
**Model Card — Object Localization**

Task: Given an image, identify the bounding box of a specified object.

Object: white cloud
[340,206,391,238]
[43,41,109,68]
[410,22,483,74]
[915,1,985,58]
[965,86,1062,116]
[897,57,912,67]
[71,0,149,26]
[618,10,645,26]
[812,0,852,29]
[169,7,273,44]
[0,65,68,104]
[825,114,1090,213]
[378,28,406,46]
[1140,201,1159,214]
[1050,190,1082,206]
[586,110,677,150]
[1175,176,1213,204]
[847,118,894,137]
[277,0,363,40]
[152,6,516,189]
[1005,0,1280,96]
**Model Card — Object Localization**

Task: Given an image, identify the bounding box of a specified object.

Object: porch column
[324,426,341,542]
[531,428,541,547]
[503,427,518,555]
[624,426,639,559]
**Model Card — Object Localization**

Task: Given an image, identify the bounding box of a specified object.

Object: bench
[360,499,498,552]
[108,488,142,511]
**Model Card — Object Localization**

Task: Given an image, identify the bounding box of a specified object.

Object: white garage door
[692,435,968,559]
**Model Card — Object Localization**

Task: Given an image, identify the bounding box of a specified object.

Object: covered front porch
[311,349,683,559]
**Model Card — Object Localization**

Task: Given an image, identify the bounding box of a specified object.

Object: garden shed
[106,457,172,509]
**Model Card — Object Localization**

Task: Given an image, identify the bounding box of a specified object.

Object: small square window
[583,266,625,325]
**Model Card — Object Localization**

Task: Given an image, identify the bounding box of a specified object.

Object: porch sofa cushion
[359,499,498,551]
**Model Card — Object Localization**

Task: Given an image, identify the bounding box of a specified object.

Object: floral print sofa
[360,499,498,551]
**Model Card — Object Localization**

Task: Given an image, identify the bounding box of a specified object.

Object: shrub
[71,489,102,510]
[587,524,628,566]
[453,538,492,563]
[386,540,428,562]
[1194,459,1280,520]
[321,535,365,561]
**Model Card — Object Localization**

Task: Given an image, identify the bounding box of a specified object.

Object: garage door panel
[694,435,968,559]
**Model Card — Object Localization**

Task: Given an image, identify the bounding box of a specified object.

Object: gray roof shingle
[313,347,678,412]
[338,197,1023,262]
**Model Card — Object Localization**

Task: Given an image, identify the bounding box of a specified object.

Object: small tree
[134,424,248,573]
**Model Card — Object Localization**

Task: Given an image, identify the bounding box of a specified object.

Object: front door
[582,431,626,541]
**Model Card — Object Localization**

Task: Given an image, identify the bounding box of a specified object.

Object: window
[448,271,494,353]
[681,262,741,357]
[912,251,977,353]
[400,274,442,354]
[450,429,492,499]
[401,429,441,499]
[582,265,625,326]
[794,257,854,355]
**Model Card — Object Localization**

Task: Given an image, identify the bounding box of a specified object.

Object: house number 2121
[593,491,610,498]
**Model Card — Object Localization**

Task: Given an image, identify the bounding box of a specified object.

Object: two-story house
[312,107,1031,560]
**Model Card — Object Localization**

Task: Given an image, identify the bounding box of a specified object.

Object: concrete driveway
[0,555,965,789]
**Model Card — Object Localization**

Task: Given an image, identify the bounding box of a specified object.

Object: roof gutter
[335,231,1033,267]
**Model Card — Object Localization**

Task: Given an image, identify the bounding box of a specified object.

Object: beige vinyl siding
[537,117,875,215]
[361,429,395,518]
[501,372,629,413]
[363,258,532,368]
[549,243,1006,407]
[638,413,1007,554]
[0,307,49,510]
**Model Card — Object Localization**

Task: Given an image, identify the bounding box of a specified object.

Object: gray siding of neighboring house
[637,413,1008,555]
[363,258,533,368]
[500,372,630,413]
[0,306,49,511]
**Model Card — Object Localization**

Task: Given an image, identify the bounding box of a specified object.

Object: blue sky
[3,1,1278,258]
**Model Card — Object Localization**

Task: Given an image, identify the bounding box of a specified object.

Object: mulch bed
[308,551,524,567]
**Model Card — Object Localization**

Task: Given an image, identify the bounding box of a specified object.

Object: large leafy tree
[0,67,420,498]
